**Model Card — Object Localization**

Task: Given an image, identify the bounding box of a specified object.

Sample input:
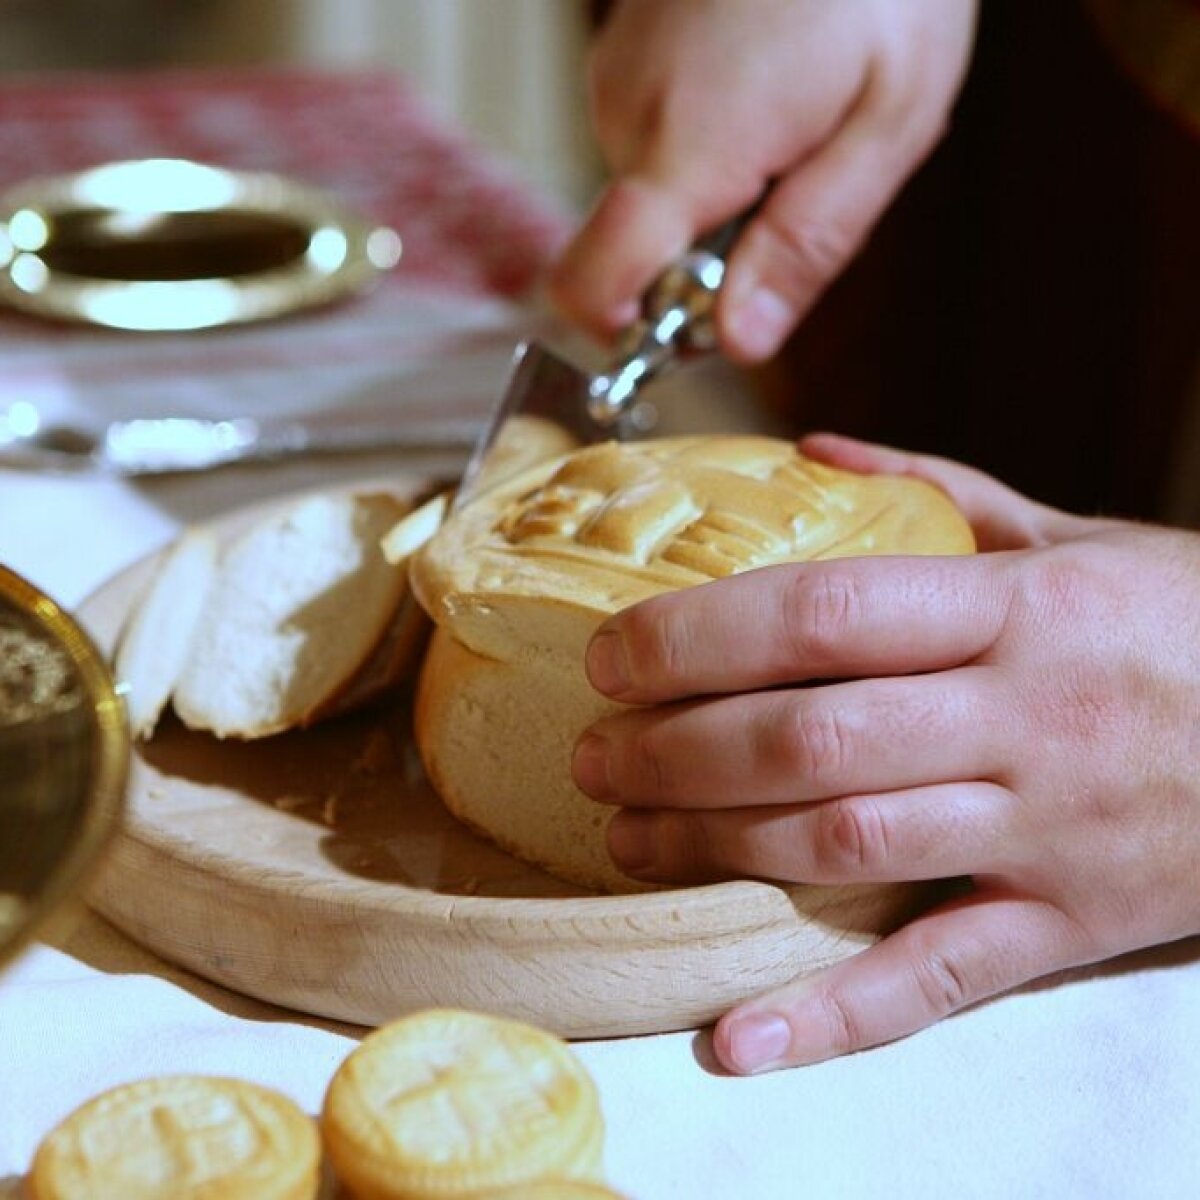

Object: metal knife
[452,210,753,510]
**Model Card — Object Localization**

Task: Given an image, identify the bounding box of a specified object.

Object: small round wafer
[321,1008,606,1200]
[28,1074,320,1200]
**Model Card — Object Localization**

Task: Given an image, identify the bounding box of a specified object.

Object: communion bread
[113,528,218,739]
[28,1074,320,1200]
[117,490,421,741]
[410,434,975,892]
[321,1008,606,1200]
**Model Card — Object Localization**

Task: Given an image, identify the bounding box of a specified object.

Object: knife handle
[587,197,764,426]
[644,198,764,350]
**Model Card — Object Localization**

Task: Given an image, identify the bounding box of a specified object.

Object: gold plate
[0,158,402,331]
[0,566,128,972]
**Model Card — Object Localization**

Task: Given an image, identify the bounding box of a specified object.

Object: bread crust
[321,1008,605,1200]
[412,435,975,892]
[412,435,974,665]
[29,1074,319,1200]
[416,627,640,893]
[118,491,417,741]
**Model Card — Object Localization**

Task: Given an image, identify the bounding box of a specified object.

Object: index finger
[548,177,697,337]
[584,552,1009,703]
[548,173,755,339]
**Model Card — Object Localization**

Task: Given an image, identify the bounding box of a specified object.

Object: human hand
[571,433,1200,1072]
[550,0,978,362]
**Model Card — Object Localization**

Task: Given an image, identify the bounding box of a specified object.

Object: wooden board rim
[77,478,925,1037]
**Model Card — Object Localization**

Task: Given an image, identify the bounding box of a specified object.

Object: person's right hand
[550,0,978,362]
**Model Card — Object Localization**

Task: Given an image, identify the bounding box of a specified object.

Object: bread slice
[115,490,421,741]
[411,435,975,892]
[113,528,219,739]
[171,492,415,739]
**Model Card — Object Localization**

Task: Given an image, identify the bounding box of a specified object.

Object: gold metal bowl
[0,565,128,971]
[0,158,402,331]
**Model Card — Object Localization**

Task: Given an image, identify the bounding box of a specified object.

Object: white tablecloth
[2,283,1199,1199]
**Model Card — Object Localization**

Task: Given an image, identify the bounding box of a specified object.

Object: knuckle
[1007,544,1129,644]
[628,726,671,797]
[1005,552,1127,759]
[1016,553,1095,631]
[907,942,974,1019]
[812,798,891,876]
[766,210,860,286]
[656,808,712,874]
[781,569,863,669]
[682,812,718,872]
[773,699,855,792]
[1044,667,1124,763]
[814,988,867,1057]
[621,600,692,689]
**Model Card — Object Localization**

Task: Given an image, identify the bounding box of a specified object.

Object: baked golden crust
[411,436,974,662]
[414,626,643,893]
[321,1008,606,1200]
[410,434,976,892]
[28,1074,319,1200]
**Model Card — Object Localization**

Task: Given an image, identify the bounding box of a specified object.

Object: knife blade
[451,341,616,508]
[450,206,757,513]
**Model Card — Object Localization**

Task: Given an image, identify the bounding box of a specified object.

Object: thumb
[799,432,1093,551]
[712,888,1085,1072]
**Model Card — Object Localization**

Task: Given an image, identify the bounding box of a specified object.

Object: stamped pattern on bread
[443,436,966,618]
[411,433,977,893]
[322,1008,606,1200]
[498,440,855,576]
[28,1074,320,1200]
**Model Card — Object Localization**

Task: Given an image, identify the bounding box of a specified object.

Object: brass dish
[0,565,128,971]
[0,158,402,331]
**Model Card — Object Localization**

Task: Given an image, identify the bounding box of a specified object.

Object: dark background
[594,1,1200,522]
[751,2,1200,522]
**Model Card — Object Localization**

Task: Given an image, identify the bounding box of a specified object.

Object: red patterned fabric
[0,67,570,300]
[0,69,570,427]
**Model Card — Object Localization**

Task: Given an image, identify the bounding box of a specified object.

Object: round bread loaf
[410,435,975,892]
[28,1074,320,1200]
[322,1008,605,1200]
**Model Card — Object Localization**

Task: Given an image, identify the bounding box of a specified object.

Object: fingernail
[726,1011,792,1074]
[572,734,612,800]
[607,812,655,874]
[604,297,641,331]
[729,286,791,360]
[586,629,630,695]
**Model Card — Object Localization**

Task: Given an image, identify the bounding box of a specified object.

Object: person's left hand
[571,434,1200,1072]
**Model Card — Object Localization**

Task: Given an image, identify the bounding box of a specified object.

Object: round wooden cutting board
[78,485,932,1039]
